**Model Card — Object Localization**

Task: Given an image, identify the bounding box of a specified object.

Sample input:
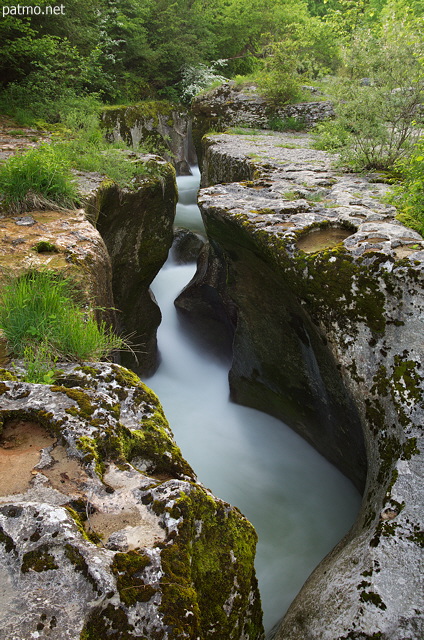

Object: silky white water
[145,169,361,632]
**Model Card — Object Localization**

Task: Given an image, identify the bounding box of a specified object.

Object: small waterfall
[144,169,361,632]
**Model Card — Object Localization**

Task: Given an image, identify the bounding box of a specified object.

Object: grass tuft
[0,271,124,374]
[0,144,79,213]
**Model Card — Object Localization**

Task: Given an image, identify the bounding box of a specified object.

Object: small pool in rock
[296,226,354,253]
[0,419,55,495]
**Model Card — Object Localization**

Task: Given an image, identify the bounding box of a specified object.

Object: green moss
[0,382,10,394]
[51,386,96,419]
[402,437,420,459]
[80,604,138,640]
[159,487,263,640]
[376,434,402,484]
[371,366,390,397]
[32,241,59,253]
[108,364,143,389]
[21,545,58,573]
[112,550,156,606]
[407,527,424,548]
[359,590,387,610]
[64,543,101,593]
[391,356,422,405]
[76,365,99,377]
[75,436,104,476]
[274,229,387,336]
[65,506,102,544]
[120,415,193,479]
[0,369,18,381]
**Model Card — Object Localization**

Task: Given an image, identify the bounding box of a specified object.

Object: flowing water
[144,168,361,632]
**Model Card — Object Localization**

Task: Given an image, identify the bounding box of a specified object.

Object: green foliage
[22,341,58,384]
[257,17,340,106]
[0,271,123,370]
[179,61,228,104]
[268,115,307,132]
[0,144,79,213]
[322,4,424,170]
[313,119,353,151]
[390,137,424,236]
[0,97,160,209]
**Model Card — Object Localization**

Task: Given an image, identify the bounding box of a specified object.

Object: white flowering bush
[179,61,228,103]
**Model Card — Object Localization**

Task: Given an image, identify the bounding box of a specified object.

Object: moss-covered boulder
[177,130,424,639]
[77,156,177,375]
[101,101,197,175]
[0,363,263,640]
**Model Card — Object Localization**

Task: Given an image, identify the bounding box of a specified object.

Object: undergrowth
[0,100,169,214]
[0,144,79,213]
[390,136,424,237]
[0,271,124,382]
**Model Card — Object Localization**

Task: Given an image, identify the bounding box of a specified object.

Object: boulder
[0,207,115,331]
[177,130,424,639]
[172,228,205,264]
[0,363,264,640]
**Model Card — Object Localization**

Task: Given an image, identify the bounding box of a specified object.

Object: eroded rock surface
[77,156,177,375]
[101,102,197,174]
[177,130,424,639]
[191,82,334,162]
[0,207,115,331]
[0,363,263,640]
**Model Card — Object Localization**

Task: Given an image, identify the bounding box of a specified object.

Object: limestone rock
[172,228,205,264]
[0,363,263,640]
[101,102,197,174]
[179,130,424,639]
[77,156,177,375]
[191,82,334,162]
[0,207,115,330]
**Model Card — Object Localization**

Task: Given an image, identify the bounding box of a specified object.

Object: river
[144,168,361,633]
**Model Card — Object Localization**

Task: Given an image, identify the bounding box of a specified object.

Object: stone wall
[177,131,424,639]
[191,82,334,162]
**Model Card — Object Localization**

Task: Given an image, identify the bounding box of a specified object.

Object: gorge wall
[77,156,177,376]
[0,150,264,639]
[101,102,197,175]
[176,129,423,639]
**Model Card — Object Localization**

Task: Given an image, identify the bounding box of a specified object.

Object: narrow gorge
[0,86,423,640]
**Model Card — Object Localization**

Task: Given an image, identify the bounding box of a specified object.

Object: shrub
[312,119,352,151]
[321,8,424,171]
[0,271,124,369]
[268,115,307,132]
[390,137,424,236]
[0,144,79,213]
[179,61,228,104]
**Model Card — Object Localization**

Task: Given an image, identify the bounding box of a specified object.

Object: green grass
[0,100,171,215]
[0,144,79,213]
[0,271,124,377]
[268,116,307,132]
